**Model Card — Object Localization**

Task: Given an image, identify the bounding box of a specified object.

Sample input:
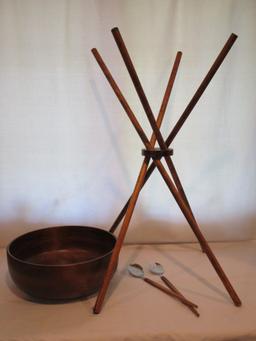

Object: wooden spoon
[128,263,198,309]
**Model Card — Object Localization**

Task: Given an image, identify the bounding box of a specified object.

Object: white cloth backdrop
[0,0,255,246]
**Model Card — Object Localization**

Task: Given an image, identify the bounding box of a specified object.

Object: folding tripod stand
[91,28,241,314]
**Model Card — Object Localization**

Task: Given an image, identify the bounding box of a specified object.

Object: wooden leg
[93,157,150,314]
[153,159,242,307]
[164,157,206,252]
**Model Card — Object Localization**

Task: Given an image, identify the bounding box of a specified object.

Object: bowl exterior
[7,252,115,299]
[7,226,116,300]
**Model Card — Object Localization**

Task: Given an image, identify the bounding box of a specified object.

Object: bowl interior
[8,226,116,266]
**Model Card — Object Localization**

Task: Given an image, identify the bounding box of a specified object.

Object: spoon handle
[143,277,198,309]
[161,276,200,317]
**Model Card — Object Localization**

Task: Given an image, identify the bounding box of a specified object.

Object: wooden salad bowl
[7,226,116,300]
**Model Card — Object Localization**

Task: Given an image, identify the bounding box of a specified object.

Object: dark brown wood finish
[141,147,173,159]
[91,30,241,313]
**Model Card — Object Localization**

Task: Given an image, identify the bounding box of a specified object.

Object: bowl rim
[7,225,116,268]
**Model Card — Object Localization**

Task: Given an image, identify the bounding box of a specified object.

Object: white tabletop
[1,241,255,340]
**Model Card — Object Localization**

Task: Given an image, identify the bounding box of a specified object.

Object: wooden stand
[91,28,241,314]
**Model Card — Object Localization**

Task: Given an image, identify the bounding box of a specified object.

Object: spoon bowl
[150,262,164,275]
[128,263,144,278]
